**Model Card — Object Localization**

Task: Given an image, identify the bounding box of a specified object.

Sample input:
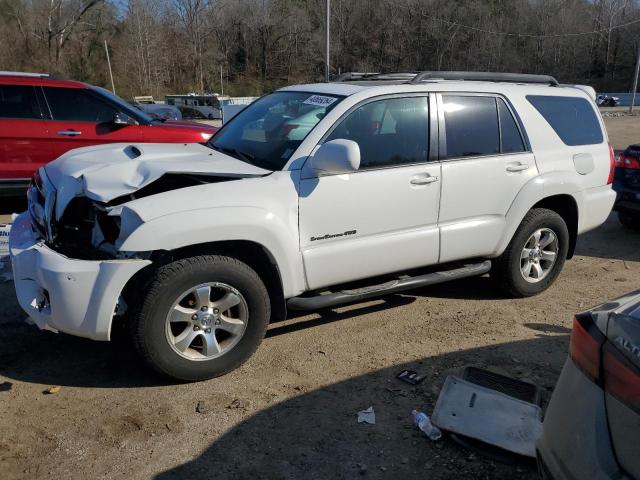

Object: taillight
[607,144,615,184]
[603,343,640,414]
[622,155,640,170]
[569,314,605,383]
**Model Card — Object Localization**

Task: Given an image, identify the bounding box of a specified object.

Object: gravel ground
[0,114,638,480]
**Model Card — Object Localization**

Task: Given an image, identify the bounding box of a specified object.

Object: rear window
[526,95,603,146]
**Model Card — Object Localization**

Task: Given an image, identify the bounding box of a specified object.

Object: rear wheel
[131,255,270,381]
[491,209,569,297]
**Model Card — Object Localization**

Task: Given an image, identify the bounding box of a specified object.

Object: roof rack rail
[0,71,50,78]
[411,71,559,86]
[332,72,418,82]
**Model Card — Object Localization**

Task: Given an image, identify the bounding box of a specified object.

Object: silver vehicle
[537,290,640,479]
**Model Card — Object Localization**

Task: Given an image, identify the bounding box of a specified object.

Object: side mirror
[113,112,137,126]
[307,139,360,176]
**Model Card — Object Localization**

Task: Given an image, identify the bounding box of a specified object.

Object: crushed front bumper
[9,212,151,341]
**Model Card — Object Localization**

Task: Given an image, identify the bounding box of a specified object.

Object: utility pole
[220,65,224,96]
[324,0,330,82]
[104,40,116,95]
[630,45,640,113]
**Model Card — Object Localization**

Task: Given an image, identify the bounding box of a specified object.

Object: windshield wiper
[210,143,255,163]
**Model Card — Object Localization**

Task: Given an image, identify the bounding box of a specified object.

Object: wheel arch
[119,240,287,331]
[496,172,582,259]
[530,194,579,258]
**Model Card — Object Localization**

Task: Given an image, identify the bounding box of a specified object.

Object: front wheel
[491,208,569,297]
[131,255,270,381]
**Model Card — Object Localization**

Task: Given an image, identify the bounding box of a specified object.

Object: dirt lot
[0,115,639,480]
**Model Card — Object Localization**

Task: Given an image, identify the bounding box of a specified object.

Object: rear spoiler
[560,84,596,101]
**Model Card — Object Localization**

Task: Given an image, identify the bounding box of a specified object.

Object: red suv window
[43,87,117,123]
[0,85,42,119]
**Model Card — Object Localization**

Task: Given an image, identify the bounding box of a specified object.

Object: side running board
[287,260,492,311]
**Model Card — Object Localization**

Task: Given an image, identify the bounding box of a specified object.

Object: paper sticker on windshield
[303,95,338,108]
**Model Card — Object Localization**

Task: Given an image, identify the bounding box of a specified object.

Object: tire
[491,208,569,297]
[619,212,640,230]
[131,255,270,381]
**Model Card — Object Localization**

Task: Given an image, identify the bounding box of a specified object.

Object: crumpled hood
[43,142,270,220]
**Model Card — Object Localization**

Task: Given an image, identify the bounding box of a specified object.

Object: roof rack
[410,71,559,86]
[333,71,559,87]
[0,71,50,78]
[332,72,418,82]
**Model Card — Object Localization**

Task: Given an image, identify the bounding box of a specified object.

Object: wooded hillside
[1,0,639,98]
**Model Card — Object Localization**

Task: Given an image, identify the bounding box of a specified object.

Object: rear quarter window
[526,95,603,146]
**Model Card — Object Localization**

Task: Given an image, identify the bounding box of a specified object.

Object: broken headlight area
[50,197,125,260]
[39,173,239,260]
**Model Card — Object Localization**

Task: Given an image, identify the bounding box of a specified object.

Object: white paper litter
[357,406,376,425]
[0,222,10,258]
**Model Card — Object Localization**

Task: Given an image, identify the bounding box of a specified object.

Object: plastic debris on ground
[431,374,543,458]
[357,406,376,425]
[412,410,442,440]
[397,369,425,385]
[44,386,62,395]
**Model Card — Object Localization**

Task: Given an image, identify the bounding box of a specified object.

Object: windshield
[91,86,154,124]
[208,91,344,170]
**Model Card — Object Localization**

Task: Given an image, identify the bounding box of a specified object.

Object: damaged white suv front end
[10,142,270,340]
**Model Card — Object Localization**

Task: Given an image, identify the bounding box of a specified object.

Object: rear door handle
[410,174,439,185]
[57,130,82,136]
[506,162,529,172]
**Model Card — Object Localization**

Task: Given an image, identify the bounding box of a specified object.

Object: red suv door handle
[57,130,82,136]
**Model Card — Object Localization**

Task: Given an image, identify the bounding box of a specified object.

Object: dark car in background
[0,72,217,195]
[613,145,640,228]
[537,290,640,479]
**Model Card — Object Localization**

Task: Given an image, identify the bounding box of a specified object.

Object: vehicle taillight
[603,343,640,414]
[607,144,615,184]
[569,314,605,383]
[622,155,640,170]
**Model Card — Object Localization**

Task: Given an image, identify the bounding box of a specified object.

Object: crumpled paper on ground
[357,406,376,425]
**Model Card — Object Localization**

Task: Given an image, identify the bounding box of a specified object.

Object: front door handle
[57,130,82,136]
[410,174,439,185]
[506,162,529,172]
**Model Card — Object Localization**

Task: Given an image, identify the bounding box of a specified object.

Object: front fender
[494,171,583,256]
[118,206,306,298]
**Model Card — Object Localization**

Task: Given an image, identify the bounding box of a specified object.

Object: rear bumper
[537,359,625,480]
[577,185,616,234]
[9,212,150,340]
[612,173,640,215]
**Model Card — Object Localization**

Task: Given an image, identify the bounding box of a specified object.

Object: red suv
[0,72,217,195]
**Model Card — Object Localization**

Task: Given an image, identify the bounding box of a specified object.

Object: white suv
[10,72,616,381]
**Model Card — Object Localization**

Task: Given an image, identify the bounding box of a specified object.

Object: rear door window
[43,87,117,123]
[526,95,603,146]
[0,85,42,119]
[498,98,526,153]
[443,96,500,158]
